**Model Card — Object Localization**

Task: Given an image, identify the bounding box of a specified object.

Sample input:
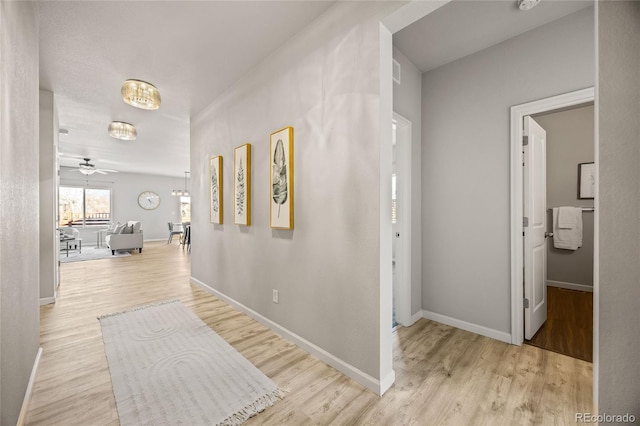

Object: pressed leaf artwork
[236,159,245,216]
[211,165,219,213]
[234,144,251,226]
[209,156,223,224]
[269,127,293,229]
[272,139,288,218]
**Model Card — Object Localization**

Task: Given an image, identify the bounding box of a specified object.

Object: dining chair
[167,222,183,244]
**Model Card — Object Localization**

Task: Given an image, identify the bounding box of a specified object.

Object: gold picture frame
[270,126,293,229]
[209,155,223,224]
[234,143,251,226]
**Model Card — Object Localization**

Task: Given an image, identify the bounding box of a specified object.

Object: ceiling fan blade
[99,169,118,173]
[95,170,108,175]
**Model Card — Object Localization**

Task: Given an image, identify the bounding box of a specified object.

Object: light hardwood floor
[24,242,593,425]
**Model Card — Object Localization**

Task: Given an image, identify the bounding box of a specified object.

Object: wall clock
[138,191,160,210]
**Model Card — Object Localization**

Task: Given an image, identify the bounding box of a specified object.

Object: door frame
[393,112,412,327]
[509,86,594,345]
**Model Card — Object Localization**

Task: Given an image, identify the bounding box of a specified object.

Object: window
[180,196,191,222]
[59,187,111,227]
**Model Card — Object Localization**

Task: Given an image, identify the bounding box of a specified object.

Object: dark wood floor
[526,286,593,362]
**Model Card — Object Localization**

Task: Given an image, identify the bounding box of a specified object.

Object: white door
[523,116,547,339]
[392,113,412,327]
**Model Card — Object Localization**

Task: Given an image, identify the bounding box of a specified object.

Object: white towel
[557,206,577,228]
[553,207,583,250]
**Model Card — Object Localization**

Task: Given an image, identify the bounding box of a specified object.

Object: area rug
[60,246,131,263]
[98,300,283,425]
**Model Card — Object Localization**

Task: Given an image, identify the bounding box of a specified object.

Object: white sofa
[105,221,143,255]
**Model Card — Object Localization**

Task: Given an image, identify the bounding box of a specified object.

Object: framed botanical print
[209,155,223,224]
[578,162,595,199]
[234,143,251,226]
[270,126,293,229]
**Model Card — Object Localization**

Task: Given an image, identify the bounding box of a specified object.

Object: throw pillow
[120,224,134,234]
[113,223,125,234]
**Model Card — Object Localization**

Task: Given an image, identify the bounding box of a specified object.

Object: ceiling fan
[70,158,118,175]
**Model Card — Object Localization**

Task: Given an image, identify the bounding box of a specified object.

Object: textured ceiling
[39,1,335,177]
[394,0,593,73]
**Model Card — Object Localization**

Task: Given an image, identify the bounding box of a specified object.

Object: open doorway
[391,113,413,328]
[522,103,594,362]
[510,88,595,362]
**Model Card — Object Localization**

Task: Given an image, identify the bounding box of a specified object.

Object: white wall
[191,1,398,392]
[40,90,58,303]
[597,0,640,416]
[60,168,187,242]
[421,8,594,335]
[0,2,40,424]
[392,47,423,317]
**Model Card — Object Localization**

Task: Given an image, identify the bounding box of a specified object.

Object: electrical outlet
[272,289,279,304]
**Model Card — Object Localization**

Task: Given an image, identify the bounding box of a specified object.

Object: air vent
[393,59,401,85]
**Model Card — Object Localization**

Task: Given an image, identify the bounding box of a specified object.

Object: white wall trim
[39,296,56,306]
[380,369,396,395]
[547,280,593,293]
[378,22,395,396]
[409,310,423,326]
[422,310,511,344]
[510,87,595,345]
[16,347,43,426]
[144,238,167,243]
[190,277,388,395]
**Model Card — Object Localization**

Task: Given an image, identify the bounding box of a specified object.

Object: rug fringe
[217,387,286,426]
[97,299,181,321]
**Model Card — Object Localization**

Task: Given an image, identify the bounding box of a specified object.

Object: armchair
[105,221,143,255]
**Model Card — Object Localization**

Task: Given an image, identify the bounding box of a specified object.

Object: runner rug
[98,300,282,425]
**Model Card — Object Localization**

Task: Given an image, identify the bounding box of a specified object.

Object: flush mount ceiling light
[108,121,137,141]
[172,171,190,197]
[121,79,161,110]
[517,0,541,11]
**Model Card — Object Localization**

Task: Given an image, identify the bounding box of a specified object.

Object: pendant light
[172,171,190,197]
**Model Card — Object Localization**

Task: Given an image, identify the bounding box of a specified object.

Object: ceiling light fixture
[517,0,541,11]
[108,121,137,141]
[121,79,161,110]
[172,171,190,197]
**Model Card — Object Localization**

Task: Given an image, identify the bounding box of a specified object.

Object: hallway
[25,242,592,425]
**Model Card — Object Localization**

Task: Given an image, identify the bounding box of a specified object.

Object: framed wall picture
[234,143,251,226]
[578,162,595,199]
[209,155,223,224]
[270,126,293,229]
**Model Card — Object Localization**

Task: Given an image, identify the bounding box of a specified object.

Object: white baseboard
[190,277,389,395]
[547,280,593,292]
[422,310,511,344]
[409,310,423,326]
[379,369,396,395]
[398,310,422,328]
[39,296,56,306]
[144,238,167,242]
[16,347,43,426]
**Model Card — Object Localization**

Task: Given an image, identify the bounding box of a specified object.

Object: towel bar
[547,207,594,212]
